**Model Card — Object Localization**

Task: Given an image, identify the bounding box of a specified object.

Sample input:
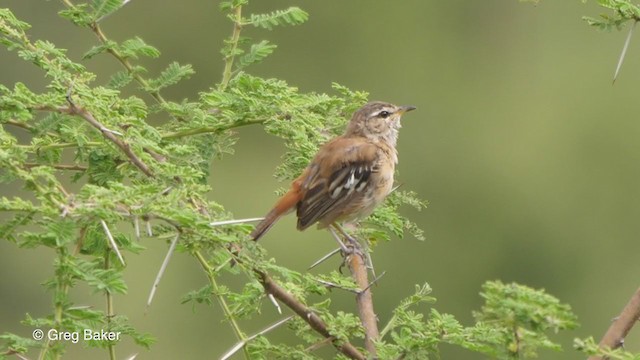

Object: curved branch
[36,104,154,177]
[588,287,640,360]
[256,270,366,360]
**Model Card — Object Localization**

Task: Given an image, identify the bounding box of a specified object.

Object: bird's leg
[329,225,357,273]
[328,225,352,254]
[329,224,376,278]
[360,239,377,279]
[333,223,359,246]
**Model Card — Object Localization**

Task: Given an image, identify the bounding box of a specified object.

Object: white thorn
[614,20,638,84]
[100,219,125,266]
[147,234,180,310]
[146,221,153,237]
[210,217,264,226]
[133,216,140,240]
[268,293,282,314]
[219,316,293,360]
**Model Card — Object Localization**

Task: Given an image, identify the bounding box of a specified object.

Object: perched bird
[251,101,415,241]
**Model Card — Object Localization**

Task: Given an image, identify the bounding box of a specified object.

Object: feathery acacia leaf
[247,7,309,30]
[91,0,124,21]
[146,62,195,92]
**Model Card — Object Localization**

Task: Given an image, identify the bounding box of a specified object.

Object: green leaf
[107,70,134,89]
[236,40,277,70]
[91,0,124,21]
[82,40,117,59]
[247,7,309,30]
[146,62,195,92]
[118,37,161,59]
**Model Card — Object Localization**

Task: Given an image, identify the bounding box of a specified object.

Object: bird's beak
[397,105,417,115]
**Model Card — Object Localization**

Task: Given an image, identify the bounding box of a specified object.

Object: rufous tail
[250,185,301,241]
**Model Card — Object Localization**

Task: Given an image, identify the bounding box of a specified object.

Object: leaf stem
[220,5,243,90]
[161,118,265,140]
[193,250,250,359]
[104,251,117,360]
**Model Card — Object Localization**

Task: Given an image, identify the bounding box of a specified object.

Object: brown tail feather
[250,185,302,241]
[251,208,282,241]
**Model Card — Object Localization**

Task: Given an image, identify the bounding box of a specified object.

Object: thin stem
[104,251,117,360]
[14,141,102,151]
[220,5,243,90]
[38,104,154,177]
[61,0,167,107]
[24,163,88,171]
[3,120,35,132]
[161,118,266,140]
[194,251,250,359]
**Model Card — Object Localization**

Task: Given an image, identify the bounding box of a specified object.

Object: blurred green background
[2,0,640,359]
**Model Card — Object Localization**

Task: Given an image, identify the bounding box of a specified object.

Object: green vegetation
[1,1,639,359]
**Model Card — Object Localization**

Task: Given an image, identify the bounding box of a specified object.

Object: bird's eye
[378,111,390,118]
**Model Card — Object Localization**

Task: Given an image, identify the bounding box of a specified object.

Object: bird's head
[345,101,416,146]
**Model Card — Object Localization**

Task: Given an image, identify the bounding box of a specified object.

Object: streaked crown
[345,101,416,146]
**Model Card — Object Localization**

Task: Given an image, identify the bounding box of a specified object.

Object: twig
[146,233,180,310]
[100,219,125,266]
[194,251,251,359]
[69,104,153,176]
[161,119,266,140]
[23,163,88,171]
[220,315,294,360]
[104,251,117,360]
[304,336,335,352]
[61,0,169,108]
[220,4,243,90]
[588,287,640,360]
[256,270,366,360]
[36,104,154,177]
[3,119,35,132]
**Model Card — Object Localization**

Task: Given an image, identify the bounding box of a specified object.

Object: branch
[588,287,640,360]
[256,270,366,360]
[3,119,35,132]
[36,104,154,177]
[61,0,168,107]
[24,163,87,171]
[349,247,379,357]
[330,225,379,357]
[194,251,251,360]
[160,118,266,140]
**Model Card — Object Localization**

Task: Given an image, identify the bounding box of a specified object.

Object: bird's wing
[296,137,377,230]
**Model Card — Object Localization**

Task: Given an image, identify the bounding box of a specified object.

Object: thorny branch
[35,103,155,177]
[588,287,640,360]
[256,270,366,360]
[348,243,379,357]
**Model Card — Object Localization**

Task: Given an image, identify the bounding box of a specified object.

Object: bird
[250,101,415,242]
